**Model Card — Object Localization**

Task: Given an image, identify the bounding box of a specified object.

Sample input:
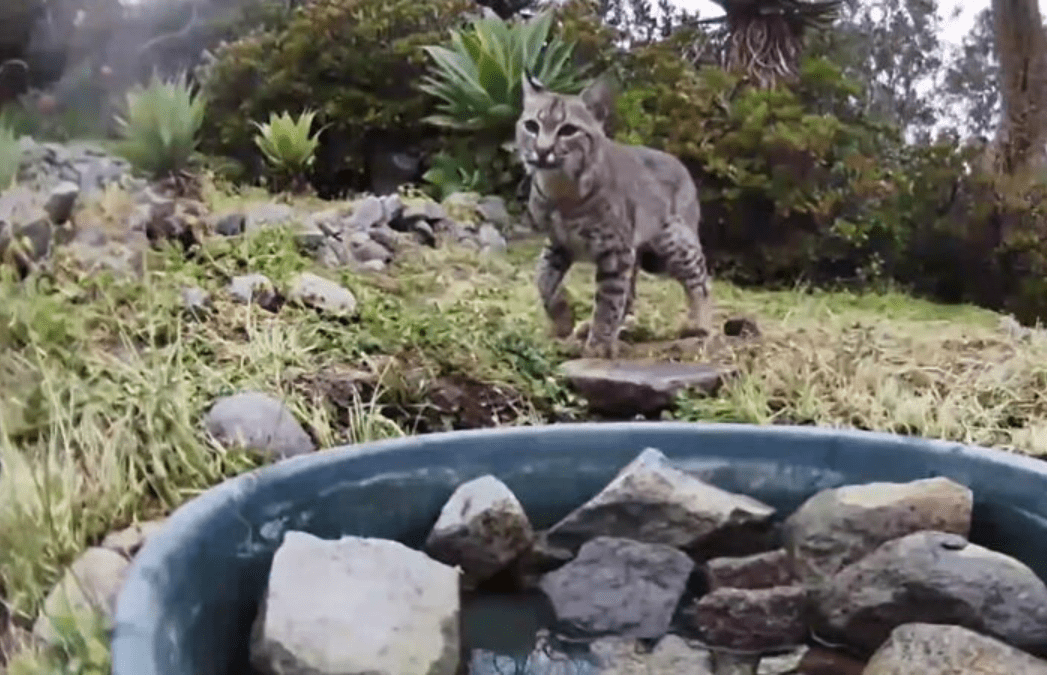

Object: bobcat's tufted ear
[580,73,618,127]
[522,69,545,102]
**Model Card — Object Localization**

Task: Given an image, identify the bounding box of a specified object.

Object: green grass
[2,182,1047,670]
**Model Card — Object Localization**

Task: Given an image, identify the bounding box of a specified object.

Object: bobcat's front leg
[536,242,575,338]
[583,247,635,359]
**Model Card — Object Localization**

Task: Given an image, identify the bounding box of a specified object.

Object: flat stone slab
[559,359,736,417]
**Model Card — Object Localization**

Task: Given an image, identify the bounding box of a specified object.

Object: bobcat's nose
[533,147,558,168]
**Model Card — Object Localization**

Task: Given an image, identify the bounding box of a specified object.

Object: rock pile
[1,140,512,282]
[235,446,1047,675]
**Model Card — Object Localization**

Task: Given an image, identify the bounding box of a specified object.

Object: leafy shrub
[200,0,475,194]
[252,109,325,193]
[419,10,590,135]
[116,71,206,179]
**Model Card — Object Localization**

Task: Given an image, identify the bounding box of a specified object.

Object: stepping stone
[559,358,736,417]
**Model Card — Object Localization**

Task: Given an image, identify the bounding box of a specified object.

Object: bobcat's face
[516,77,608,180]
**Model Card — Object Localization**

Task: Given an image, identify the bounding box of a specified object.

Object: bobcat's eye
[523,120,539,134]
[557,124,580,137]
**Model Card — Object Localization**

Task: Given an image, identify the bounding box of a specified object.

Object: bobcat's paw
[680,321,712,340]
[548,303,575,339]
[581,336,619,360]
[574,315,637,342]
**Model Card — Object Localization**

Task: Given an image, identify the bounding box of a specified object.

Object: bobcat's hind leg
[536,243,575,338]
[648,217,714,338]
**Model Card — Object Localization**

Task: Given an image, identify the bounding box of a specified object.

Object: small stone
[346,195,386,230]
[724,317,760,338]
[400,199,446,224]
[810,530,1047,655]
[784,477,973,585]
[228,273,281,312]
[250,531,460,675]
[538,536,695,639]
[33,547,130,644]
[863,623,1047,675]
[215,212,246,237]
[411,220,436,247]
[358,259,387,273]
[288,271,358,318]
[14,217,52,261]
[381,194,404,221]
[706,549,794,591]
[545,447,775,557]
[688,585,808,651]
[181,286,212,319]
[477,195,510,229]
[591,634,714,674]
[758,646,809,675]
[425,475,535,588]
[559,359,735,417]
[369,225,408,252]
[477,222,507,254]
[244,203,296,232]
[204,391,315,460]
[795,647,866,675]
[101,519,167,559]
[348,230,393,264]
[44,181,79,224]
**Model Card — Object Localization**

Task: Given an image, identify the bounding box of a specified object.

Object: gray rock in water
[863,623,1047,675]
[228,273,281,312]
[346,195,387,230]
[756,647,809,675]
[783,477,973,585]
[250,531,460,675]
[559,359,735,417]
[425,475,535,588]
[33,547,130,644]
[687,585,808,651]
[705,549,794,591]
[204,391,315,459]
[811,530,1047,655]
[538,536,695,639]
[287,272,358,318]
[545,447,775,556]
[44,181,79,224]
[591,634,714,674]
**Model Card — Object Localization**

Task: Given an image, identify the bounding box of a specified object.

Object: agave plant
[116,71,206,180]
[703,0,844,89]
[419,9,591,136]
[252,109,326,193]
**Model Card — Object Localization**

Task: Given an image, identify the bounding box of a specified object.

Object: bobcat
[516,73,714,359]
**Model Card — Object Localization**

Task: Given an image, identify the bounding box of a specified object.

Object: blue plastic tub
[111,422,1047,675]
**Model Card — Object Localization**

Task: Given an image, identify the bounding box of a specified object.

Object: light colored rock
[539,536,695,639]
[204,391,315,459]
[477,196,510,229]
[545,447,775,556]
[33,547,130,644]
[181,286,212,318]
[863,623,1047,675]
[477,222,507,253]
[250,531,460,675]
[757,646,808,674]
[591,634,714,674]
[425,475,535,587]
[811,531,1047,654]
[244,203,297,232]
[347,230,393,264]
[346,195,386,230]
[288,272,358,318]
[228,273,281,311]
[559,359,735,417]
[44,181,79,224]
[784,477,973,584]
[101,518,167,559]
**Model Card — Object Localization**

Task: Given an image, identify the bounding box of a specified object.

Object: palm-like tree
[701,0,845,88]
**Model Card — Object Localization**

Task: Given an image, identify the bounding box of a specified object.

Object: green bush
[252,109,325,193]
[116,71,206,179]
[200,0,475,193]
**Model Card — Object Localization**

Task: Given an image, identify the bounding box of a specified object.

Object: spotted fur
[517,74,714,358]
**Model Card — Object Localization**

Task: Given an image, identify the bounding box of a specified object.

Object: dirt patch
[384,373,533,433]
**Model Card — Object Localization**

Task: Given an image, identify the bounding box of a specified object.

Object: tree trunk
[992,0,1047,175]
